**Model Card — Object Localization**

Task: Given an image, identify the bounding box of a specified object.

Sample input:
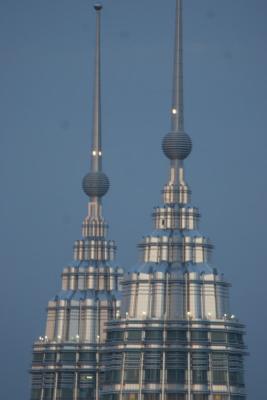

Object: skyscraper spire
[171,0,184,132]
[162,0,192,201]
[91,4,102,173]
[82,4,109,212]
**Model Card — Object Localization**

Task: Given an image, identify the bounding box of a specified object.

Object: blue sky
[0,0,266,398]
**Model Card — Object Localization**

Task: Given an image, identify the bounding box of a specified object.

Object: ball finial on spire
[162,0,192,162]
[82,171,109,198]
[94,3,102,11]
[162,131,192,160]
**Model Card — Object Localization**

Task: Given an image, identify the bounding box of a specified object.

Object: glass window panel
[228,333,243,346]
[191,330,208,342]
[78,388,94,400]
[56,388,73,400]
[79,352,96,362]
[192,370,208,384]
[32,353,43,363]
[145,330,163,341]
[43,388,54,400]
[193,396,208,400]
[213,370,227,385]
[124,369,139,383]
[127,330,142,341]
[60,352,76,363]
[166,395,185,400]
[211,331,226,343]
[107,331,124,341]
[105,370,121,384]
[122,394,138,400]
[167,369,185,384]
[79,373,95,385]
[213,396,228,400]
[143,395,160,400]
[230,397,246,400]
[229,371,244,387]
[144,369,161,383]
[31,389,42,400]
[166,330,187,342]
[44,353,56,362]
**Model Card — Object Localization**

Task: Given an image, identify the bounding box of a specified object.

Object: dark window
[124,369,139,383]
[59,352,76,363]
[229,371,244,387]
[144,369,161,383]
[191,330,208,342]
[57,372,75,389]
[213,370,227,385]
[43,388,54,400]
[107,330,124,341]
[102,395,119,400]
[143,395,160,400]
[32,353,43,363]
[79,352,96,362]
[44,352,56,362]
[127,330,142,341]
[228,333,243,346]
[167,369,185,384]
[193,396,208,400]
[192,370,208,384]
[56,388,73,400]
[146,330,163,341]
[78,388,94,400]
[31,389,42,400]
[166,395,185,400]
[43,373,55,387]
[105,370,121,384]
[211,331,226,343]
[166,330,187,342]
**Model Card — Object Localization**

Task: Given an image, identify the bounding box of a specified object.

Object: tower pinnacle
[82,4,109,199]
[162,0,192,163]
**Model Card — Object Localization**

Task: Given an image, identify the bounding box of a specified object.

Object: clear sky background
[0,0,266,398]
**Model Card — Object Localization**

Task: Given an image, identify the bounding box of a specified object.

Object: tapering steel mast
[91,4,102,173]
[82,4,110,216]
[171,0,184,132]
[162,0,192,200]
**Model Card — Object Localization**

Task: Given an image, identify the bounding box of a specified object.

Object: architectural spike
[82,4,109,202]
[91,4,102,173]
[162,0,192,200]
[171,0,184,132]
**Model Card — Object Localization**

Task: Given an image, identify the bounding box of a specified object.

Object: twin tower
[30,2,247,400]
